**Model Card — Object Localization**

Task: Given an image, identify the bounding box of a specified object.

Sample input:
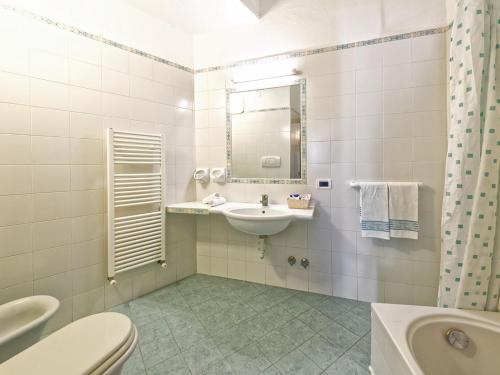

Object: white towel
[388,183,419,239]
[201,193,226,207]
[360,183,390,240]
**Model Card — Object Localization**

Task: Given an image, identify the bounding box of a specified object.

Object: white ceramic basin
[223,207,293,235]
[0,295,59,363]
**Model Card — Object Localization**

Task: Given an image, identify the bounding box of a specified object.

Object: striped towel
[360,183,390,240]
[388,183,419,239]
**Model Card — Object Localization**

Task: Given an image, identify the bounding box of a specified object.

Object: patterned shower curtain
[438,0,500,311]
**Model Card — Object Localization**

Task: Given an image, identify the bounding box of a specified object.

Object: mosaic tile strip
[166,207,209,215]
[226,79,307,185]
[2,2,451,77]
[195,24,452,74]
[0,3,194,73]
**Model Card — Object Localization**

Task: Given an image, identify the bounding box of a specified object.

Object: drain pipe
[258,235,267,259]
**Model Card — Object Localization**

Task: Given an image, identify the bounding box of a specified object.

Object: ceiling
[121,0,279,35]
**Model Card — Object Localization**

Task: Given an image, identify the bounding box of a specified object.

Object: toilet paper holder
[210,168,226,183]
[193,168,210,183]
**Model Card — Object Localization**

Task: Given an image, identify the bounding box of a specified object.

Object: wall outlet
[316,178,331,189]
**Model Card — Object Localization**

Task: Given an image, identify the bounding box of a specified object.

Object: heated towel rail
[106,129,166,284]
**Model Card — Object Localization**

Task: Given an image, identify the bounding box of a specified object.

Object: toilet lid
[0,312,134,375]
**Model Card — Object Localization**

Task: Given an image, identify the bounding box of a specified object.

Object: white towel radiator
[106,129,166,284]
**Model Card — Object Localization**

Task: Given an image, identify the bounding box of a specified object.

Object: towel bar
[106,129,167,285]
[350,181,423,188]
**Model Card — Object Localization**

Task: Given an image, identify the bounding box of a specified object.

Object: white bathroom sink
[223,207,293,235]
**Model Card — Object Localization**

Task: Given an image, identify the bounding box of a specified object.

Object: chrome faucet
[260,194,269,207]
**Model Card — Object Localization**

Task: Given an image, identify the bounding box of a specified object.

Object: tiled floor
[112,274,372,375]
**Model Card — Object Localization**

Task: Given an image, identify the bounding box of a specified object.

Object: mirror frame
[225,78,307,184]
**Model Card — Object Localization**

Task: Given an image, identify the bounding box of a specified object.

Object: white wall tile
[0,15,195,322]
[383,64,412,90]
[0,253,33,289]
[102,68,129,96]
[355,44,383,69]
[356,92,382,116]
[356,68,382,93]
[31,136,70,164]
[70,138,102,164]
[33,192,71,221]
[70,112,103,139]
[308,141,331,164]
[383,39,411,66]
[102,45,128,73]
[33,219,71,250]
[33,166,70,193]
[0,134,31,164]
[129,53,153,79]
[356,115,382,139]
[33,245,71,279]
[69,59,101,90]
[30,50,68,83]
[411,34,445,62]
[0,165,31,196]
[383,88,413,114]
[31,107,69,137]
[331,117,355,141]
[68,34,101,65]
[30,78,69,110]
[0,224,32,258]
[0,103,30,134]
[332,275,357,299]
[0,72,30,105]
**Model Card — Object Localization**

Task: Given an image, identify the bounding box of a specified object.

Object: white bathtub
[370,303,500,375]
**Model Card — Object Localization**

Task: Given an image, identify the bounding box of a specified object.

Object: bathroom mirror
[226,79,306,184]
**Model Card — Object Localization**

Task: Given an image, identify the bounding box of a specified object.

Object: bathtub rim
[371,303,500,375]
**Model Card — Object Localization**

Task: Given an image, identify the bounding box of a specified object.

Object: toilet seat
[0,312,137,375]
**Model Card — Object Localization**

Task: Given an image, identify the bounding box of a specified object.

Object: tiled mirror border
[225,78,308,185]
[2,2,450,76]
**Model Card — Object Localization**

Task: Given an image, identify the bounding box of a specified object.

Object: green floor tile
[278,319,315,346]
[323,355,371,375]
[298,335,344,370]
[334,312,371,337]
[213,325,253,357]
[257,329,296,363]
[274,349,322,375]
[112,274,373,375]
[318,321,360,350]
[182,339,223,374]
[226,343,272,373]
[297,308,333,332]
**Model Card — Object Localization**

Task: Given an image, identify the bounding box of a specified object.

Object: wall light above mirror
[226,78,306,184]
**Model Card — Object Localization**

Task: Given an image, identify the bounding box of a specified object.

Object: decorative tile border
[226,78,307,185]
[166,207,209,215]
[195,24,451,74]
[1,2,451,77]
[0,3,194,73]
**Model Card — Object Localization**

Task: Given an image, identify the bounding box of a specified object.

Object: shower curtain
[438,0,500,311]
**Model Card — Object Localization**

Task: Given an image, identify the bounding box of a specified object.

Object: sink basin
[223,207,293,236]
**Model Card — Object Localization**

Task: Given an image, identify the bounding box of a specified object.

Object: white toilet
[0,295,60,362]
[0,312,138,375]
